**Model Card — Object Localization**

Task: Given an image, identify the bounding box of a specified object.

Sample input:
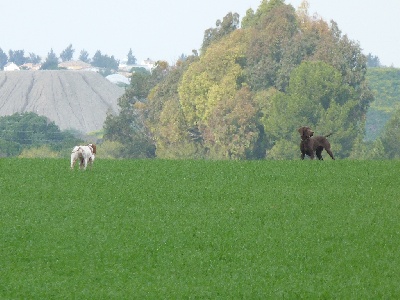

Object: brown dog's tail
[325,133,333,138]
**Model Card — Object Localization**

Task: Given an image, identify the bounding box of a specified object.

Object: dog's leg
[316,147,323,160]
[70,154,75,169]
[79,157,84,170]
[83,156,89,170]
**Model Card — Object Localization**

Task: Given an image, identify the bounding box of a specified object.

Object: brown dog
[298,126,335,160]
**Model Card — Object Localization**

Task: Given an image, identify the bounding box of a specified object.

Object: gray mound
[0,70,125,133]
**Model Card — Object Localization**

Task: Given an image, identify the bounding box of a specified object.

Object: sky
[1,0,399,67]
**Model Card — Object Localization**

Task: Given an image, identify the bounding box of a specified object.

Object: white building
[3,62,20,71]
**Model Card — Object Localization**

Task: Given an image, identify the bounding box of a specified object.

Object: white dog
[70,143,96,170]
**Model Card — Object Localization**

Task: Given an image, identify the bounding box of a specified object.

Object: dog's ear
[298,127,304,135]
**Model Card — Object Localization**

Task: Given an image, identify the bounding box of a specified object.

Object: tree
[380,109,400,158]
[0,48,7,69]
[127,48,137,65]
[91,50,119,73]
[8,49,26,65]
[79,49,90,63]
[0,112,80,157]
[146,55,201,158]
[108,0,375,160]
[40,49,59,70]
[241,0,286,29]
[264,61,362,159]
[244,2,298,91]
[60,44,75,62]
[27,53,41,64]
[366,53,381,68]
[103,62,170,157]
[201,12,240,52]
[178,30,262,159]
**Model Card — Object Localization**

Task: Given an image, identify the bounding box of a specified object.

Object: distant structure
[118,58,155,73]
[20,63,41,70]
[3,62,20,71]
[58,60,96,71]
[106,74,130,85]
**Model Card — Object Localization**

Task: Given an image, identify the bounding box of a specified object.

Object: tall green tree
[91,50,119,73]
[8,49,26,65]
[201,12,240,52]
[40,49,59,70]
[0,112,79,156]
[103,62,170,157]
[380,109,400,158]
[0,48,7,69]
[127,48,137,65]
[366,53,381,67]
[79,49,90,63]
[27,52,41,64]
[179,30,262,159]
[146,55,201,158]
[244,2,298,91]
[264,61,361,159]
[60,44,75,62]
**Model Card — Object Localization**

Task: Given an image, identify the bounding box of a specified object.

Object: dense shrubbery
[0,112,81,157]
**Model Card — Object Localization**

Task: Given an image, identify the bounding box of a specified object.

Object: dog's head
[88,143,97,154]
[298,126,314,141]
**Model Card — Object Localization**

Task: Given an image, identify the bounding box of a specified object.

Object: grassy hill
[0,71,124,133]
[1,158,399,298]
[365,67,400,140]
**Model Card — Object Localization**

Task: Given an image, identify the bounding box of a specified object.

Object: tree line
[0,45,138,72]
[0,112,81,157]
[2,0,398,160]
[103,0,399,160]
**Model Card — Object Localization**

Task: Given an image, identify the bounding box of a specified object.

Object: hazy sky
[1,0,398,67]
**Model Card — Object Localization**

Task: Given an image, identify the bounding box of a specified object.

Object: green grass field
[1,158,399,299]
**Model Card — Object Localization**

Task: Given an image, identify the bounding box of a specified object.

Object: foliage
[127,48,137,64]
[18,145,60,158]
[380,108,400,158]
[364,67,400,140]
[103,62,171,158]
[366,67,400,110]
[8,49,26,66]
[0,48,8,69]
[349,136,385,160]
[27,52,41,64]
[0,112,81,157]
[105,0,374,159]
[79,49,90,63]
[366,53,381,67]
[0,48,8,70]
[40,48,59,70]
[241,0,286,29]
[96,140,124,159]
[179,30,262,159]
[201,12,240,52]
[146,56,201,158]
[60,44,75,62]
[2,159,400,298]
[264,61,361,159]
[91,50,119,70]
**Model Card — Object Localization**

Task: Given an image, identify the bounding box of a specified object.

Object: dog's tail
[325,133,334,138]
